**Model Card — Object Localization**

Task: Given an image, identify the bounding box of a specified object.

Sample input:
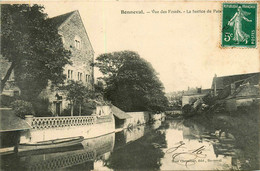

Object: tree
[1,4,71,101]
[96,51,168,112]
[60,80,91,116]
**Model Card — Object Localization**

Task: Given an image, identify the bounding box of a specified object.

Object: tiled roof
[0,108,31,132]
[48,11,76,28]
[212,72,260,90]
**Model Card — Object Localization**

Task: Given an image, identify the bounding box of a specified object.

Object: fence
[26,116,96,129]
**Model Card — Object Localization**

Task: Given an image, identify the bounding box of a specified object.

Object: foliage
[0,95,17,108]
[32,98,52,117]
[96,51,168,112]
[61,102,95,116]
[60,80,91,104]
[59,80,92,115]
[11,100,34,118]
[1,4,71,100]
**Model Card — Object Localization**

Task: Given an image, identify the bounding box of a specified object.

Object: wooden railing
[27,116,96,129]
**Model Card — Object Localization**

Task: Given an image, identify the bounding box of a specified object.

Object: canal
[1,117,258,170]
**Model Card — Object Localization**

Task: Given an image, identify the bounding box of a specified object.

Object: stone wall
[124,112,150,128]
[59,11,94,89]
[20,114,115,143]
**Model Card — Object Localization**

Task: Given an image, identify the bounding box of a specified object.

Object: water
[1,118,258,170]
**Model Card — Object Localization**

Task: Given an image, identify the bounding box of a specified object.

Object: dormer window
[74,35,81,50]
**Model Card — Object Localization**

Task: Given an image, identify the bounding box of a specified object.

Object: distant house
[211,72,259,99]
[211,72,260,111]
[182,88,210,107]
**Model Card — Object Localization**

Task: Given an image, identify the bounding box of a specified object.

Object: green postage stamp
[222,3,257,48]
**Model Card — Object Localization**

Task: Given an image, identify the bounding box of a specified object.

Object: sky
[39,1,259,92]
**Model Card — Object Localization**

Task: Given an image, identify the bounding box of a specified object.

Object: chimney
[214,74,217,96]
[231,83,236,95]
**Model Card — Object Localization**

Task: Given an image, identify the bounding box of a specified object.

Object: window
[86,74,88,82]
[67,70,73,79]
[78,72,82,81]
[74,35,81,50]
[59,33,65,44]
[86,74,90,83]
[67,70,70,79]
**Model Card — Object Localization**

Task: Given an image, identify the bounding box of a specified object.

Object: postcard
[0,0,259,170]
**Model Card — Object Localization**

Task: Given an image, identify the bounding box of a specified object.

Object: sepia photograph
[0,0,259,170]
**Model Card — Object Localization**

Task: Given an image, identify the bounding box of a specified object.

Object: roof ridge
[48,10,77,28]
[50,10,77,19]
[216,72,260,78]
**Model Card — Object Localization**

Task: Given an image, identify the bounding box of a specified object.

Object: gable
[57,11,94,53]
[48,11,74,28]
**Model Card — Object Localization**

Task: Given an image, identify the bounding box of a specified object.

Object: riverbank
[184,104,259,170]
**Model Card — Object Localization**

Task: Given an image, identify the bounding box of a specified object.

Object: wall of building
[182,94,206,107]
[225,97,260,112]
[42,12,95,115]
[235,85,259,97]
[59,12,94,89]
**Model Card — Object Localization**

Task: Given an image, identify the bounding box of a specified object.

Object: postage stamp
[222,3,257,48]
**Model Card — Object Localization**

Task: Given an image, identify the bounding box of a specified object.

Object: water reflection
[161,120,233,170]
[105,125,166,170]
[1,133,115,171]
[1,118,257,170]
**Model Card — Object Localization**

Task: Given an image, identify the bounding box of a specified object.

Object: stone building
[43,10,95,115]
[181,88,210,107]
[210,72,260,111]
[0,10,95,115]
[211,72,259,98]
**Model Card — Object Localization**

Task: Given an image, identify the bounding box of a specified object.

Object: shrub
[0,95,17,108]
[60,102,96,116]
[32,98,52,117]
[11,100,34,118]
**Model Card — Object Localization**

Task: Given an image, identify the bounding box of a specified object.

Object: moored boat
[18,136,84,151]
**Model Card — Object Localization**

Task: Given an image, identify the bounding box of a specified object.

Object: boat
[18,136,84,151]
